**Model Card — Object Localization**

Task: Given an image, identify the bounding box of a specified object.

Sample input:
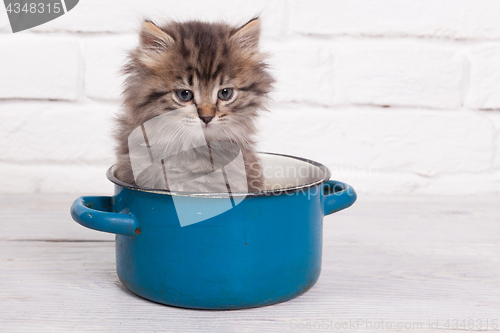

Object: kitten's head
[121,18,274,148]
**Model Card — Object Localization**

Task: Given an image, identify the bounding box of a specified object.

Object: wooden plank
[1,195,499,332]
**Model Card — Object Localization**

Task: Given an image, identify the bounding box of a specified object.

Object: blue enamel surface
[323,180,357,216]
[70,196,139,237]
[71,178,356,309]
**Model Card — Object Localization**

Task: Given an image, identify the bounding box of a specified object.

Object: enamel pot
[70,153,356,309]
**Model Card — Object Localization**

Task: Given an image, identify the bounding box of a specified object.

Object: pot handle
[323,180,357,216]
[70,196,140,237]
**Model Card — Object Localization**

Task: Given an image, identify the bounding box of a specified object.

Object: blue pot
[70,153,356,309]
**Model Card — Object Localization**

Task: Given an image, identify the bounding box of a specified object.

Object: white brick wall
[31,0,287,39]
[0,102,116,164]
[83,36,138,100]
[0,36,80,100]
[264,40,335,105]
[334,42,464,109]
[259,105,495,174]
[466,44,500,109]
[0,0,499,195]
[289,0,500,40]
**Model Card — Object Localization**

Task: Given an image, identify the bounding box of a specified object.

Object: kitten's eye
[217,88,234,101]
[175,90,194,102]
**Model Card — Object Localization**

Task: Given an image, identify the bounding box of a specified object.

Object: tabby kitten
[114,18,274,193]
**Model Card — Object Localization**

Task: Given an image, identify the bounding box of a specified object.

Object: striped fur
[114,18,275,192]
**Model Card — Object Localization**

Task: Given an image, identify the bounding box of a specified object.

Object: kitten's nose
[199,116,214,124]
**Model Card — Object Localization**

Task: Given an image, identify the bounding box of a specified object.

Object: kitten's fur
[114,18,274,192]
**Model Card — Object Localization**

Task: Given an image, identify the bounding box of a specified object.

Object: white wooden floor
[1,194,499,333]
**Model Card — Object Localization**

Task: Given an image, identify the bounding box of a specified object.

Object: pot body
[112,184,326,309]
[70,155,356,309]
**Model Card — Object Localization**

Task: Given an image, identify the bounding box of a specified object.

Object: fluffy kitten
[114,18,274,193]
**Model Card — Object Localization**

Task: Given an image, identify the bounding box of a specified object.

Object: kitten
[114,18,274,193]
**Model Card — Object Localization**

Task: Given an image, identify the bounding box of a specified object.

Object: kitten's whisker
[221,126,250,150]
[226,122,251,146]
[158,122,187,155]
[165,125,189,155]
[228,120,254,147]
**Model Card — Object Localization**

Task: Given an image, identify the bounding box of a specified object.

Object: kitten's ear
[230,18,261,53]
[139,21,174,67]
[140,21,174,50]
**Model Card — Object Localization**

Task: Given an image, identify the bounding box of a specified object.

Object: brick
[0,102,117,164]
[334,42,463,109]
[257,104,494,176]
[262,40,335,105]
[290,0,500,40]
[0,36,80,100]
[466,44,500,109]
[33,0,286,38]
[84,36,138,100]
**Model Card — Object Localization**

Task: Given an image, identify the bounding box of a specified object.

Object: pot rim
[106,152,332,198]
